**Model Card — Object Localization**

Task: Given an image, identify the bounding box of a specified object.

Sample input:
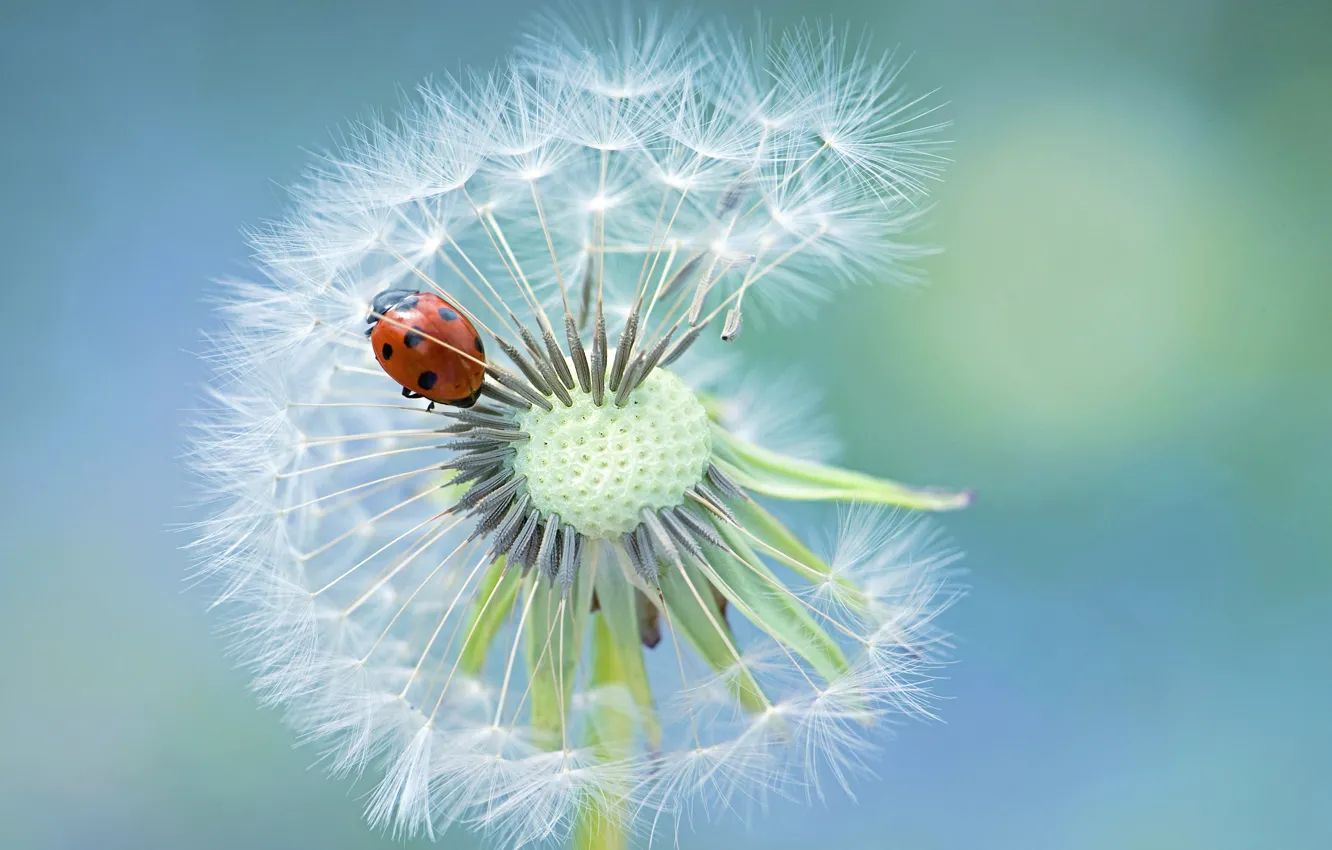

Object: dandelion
[191,11,969,849]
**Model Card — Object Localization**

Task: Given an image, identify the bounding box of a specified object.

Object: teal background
[2,1,1328,848]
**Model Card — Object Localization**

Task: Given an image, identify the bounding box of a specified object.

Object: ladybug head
[365,289,419,334]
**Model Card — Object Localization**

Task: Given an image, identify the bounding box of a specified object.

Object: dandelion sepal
[593,560,661,747]
[524,570,591,750]
[458,556,521,676]
[726,498,871,613]
[706,523,849,685]
[572,805,628,850]
[656,555,770,713]
[711,426,972,511]
[573,615,634,850]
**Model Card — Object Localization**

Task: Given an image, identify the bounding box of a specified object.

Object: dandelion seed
[191,10,969,848]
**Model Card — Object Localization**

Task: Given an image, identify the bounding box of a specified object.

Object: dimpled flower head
[191,10,969,849]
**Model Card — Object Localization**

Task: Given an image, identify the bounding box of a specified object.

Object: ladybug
[365,288,486,409]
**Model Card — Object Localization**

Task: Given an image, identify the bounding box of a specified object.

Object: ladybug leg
[426,401,436,413]
[401,387,423,399]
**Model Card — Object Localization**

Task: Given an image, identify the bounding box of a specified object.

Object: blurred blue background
[2,0,1328,848]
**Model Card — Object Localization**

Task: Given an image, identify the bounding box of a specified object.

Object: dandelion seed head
[191,10,966,847]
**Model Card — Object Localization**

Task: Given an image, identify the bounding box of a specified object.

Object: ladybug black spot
[474,336,485,355]
[403,328,425,348]
[437,307,459,322]
[418,371,438,391]
[381,342,393,361]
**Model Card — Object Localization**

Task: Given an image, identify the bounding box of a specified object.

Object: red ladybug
[365,289,486,408]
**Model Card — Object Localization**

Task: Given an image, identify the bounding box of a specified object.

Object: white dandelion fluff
[190,10,969,849]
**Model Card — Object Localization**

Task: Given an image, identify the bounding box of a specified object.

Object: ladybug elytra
[365,289,486,409]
